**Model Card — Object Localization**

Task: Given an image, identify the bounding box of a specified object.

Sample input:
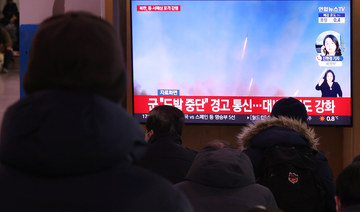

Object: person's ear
[145,129,154,142]
[335,195,341,212]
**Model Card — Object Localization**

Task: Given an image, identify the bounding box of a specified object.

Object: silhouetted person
[1,0,18,50]
[2,0,18,21]
[238,97,336,212]
[0,12,193,212]
[175,146,277,212]
[138,105,198,184]
[335,162,360,212]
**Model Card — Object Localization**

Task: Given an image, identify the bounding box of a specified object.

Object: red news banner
[134,96,351,116]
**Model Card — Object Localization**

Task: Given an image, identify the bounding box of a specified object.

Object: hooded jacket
[0,90,193,212]
[175,148,277,212]
[237,116,336,212]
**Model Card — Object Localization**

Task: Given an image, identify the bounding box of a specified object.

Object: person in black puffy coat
[237,97,336,212]
[0,12,193,212]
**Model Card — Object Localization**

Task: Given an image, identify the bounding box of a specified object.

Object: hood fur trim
[237,116,319,151]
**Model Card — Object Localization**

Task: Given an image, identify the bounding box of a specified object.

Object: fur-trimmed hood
[237,116,319,151]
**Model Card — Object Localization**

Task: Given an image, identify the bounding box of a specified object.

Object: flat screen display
[131,0,352,126]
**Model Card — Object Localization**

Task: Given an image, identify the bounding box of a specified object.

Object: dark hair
[323,70,335,82]
[3,0,18,19]
[23,12,127,103]
[146,105,185,136]
[336,162,360,207]
[270,97,308,123]
[323,34,342,56]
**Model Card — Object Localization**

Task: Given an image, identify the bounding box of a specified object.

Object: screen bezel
[128,0,353,127]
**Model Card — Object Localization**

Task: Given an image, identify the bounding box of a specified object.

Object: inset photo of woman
[315,31,344,67]
[315,69,342,97]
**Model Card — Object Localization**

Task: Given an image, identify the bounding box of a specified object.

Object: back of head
[23,12,126,103]
[146,105,184,136]
[336,161,360,208]
[270,97,308,123]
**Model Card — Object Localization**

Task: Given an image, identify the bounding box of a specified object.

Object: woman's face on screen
[324,37,337,55]
[326,72,334,82]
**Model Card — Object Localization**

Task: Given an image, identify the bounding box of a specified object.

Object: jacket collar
[237,116,318,150]
[148,132,182,145]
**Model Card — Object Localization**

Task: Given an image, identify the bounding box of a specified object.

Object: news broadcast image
[131,0,351,126]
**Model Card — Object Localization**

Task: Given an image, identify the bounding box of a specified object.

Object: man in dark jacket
[237,97,336,212]
[335,162,360,212]
[138,105,198,184]
[0,12,193,212]
[175,147,277,212]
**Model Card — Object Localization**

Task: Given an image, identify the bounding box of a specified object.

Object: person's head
[270,97,308,124]
[323,70,335,83]
[145,105,185,142]
[335,162,360,211]
[323,34,341,56]
[23,12,127,103]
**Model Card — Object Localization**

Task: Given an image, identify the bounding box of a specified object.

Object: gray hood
[185,148,255,188]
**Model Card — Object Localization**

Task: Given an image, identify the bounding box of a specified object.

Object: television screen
[130,0,352,126]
